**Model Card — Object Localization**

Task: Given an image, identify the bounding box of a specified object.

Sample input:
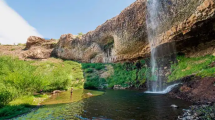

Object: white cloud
[0,0,42,45]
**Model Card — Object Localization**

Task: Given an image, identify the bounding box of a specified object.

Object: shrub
[78,32,84,36]
[85,68,94,73]
[82,64,90,69]
[0,104,33,119]
[106,62,148,88]
[95,65,105,70]
[0,56,84,106]
[84,76,100,89]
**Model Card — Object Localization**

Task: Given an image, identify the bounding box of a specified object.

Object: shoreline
[0,89,104,120]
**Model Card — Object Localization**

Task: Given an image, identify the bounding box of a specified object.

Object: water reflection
[15,90,190,120]
[42,89,103,105]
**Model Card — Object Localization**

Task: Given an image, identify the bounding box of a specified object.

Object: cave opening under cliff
[102,36,114,57]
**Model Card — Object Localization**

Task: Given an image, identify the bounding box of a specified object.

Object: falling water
[145,83,180,94]
[146,0,176,93]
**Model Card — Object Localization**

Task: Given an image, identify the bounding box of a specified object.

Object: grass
[0,56,84,115]
[0,56,84,119]
[168,55,215,82]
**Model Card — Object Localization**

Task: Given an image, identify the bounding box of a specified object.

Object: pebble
[210,113,214,118]
[178,104,215,120]
[171,104,178,108]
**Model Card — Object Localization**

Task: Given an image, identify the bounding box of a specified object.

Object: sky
[0,0,135,44]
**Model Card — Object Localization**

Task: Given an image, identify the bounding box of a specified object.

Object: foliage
[82,63,107,89]
[82,60,148,89]
[0,56,84,106]
[78,32,84,36]
[0,104,34,119]
[85,68,94,73]
[107,62,148,88]
[104,40,114,51]
[10,48,15,51]
[168,55,215,82]
[17,43,26,46]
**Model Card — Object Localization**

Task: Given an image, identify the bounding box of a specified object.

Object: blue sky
[5,0,135,39]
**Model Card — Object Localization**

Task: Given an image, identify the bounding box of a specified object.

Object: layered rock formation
[27,0,215,63]
[23,36,57,59]
[54,0,148,63]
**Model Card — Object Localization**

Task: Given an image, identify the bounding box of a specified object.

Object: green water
[41,89,104,105]
[14,90,190,120]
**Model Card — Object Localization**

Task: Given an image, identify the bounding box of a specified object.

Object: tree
[78,32,84,36]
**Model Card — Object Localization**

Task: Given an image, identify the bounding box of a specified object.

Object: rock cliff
[23,36,57,59]
[28,0,215,63]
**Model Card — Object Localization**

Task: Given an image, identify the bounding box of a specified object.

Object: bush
[85,68,94,73]
[0,104,33,119]
[95,65,105,70]
[84,76,100,89]
[82,61,147,89]
[82,64,90,69]
[106,62,147,88]
[0,83,16,106]
[0,56,84,106]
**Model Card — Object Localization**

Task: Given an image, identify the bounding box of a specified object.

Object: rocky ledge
[168,77,215,120]
[52,0,215,63]
[169,77,215,103]
[22,0,215,63]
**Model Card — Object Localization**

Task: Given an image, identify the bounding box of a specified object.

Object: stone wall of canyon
[25,0,215,63]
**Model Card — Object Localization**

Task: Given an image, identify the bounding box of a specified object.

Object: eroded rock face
[23,36,57,59]
[54,0,148,63]
[53,0,215,62]
[53,0,215,63]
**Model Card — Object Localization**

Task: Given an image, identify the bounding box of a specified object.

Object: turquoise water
[14,90,190,120]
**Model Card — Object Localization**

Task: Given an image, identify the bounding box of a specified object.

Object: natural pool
[14,90,191,120]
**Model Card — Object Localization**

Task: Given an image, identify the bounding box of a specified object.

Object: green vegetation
[82,60,148,89]
[0,56,84,118]
[10,48,15,51]
[104,40,114,51]
[168,55,215,82]
[0,104,34,120]
[0,94,49,119]
[17,43,26,46]
[78,32,84,36]
[107,61,148,88]
[82,63,106,89]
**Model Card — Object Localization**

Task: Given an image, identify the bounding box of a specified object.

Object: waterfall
[146,0,176,93]
[145,83,180,94]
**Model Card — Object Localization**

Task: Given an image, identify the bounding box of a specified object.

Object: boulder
[52,90,62,94]
[25,36,46,50]
[87,92,93,96]
[23,36,58,59]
